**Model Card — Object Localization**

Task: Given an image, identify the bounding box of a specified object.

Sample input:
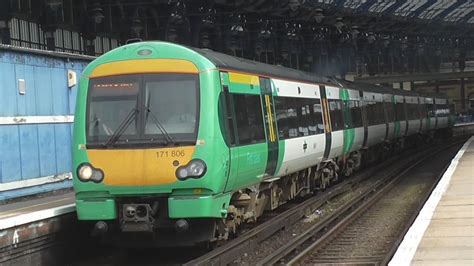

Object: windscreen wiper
[144,92,176,145]
[104,108,139,147]
[144,107,176,145]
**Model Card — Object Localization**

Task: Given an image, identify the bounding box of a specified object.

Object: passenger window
[366,101,385,126]
[349,100,363,128]
[274,97,324,139]
[384,102,396,123]
[420,104,427,118]
[232,94,266,145]
[274,97,289,138]
[436,104,449,117]
[395,102,406,121]
[311,101,325,134]
[366,101,375,125]
[406,104,420,120]
[426,104,435,118]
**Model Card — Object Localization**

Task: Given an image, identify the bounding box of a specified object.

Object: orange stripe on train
[90,59,199,78]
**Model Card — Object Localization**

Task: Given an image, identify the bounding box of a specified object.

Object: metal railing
[455,114,474,125]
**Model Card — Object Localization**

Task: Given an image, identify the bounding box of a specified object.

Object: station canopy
[0,0,472,77]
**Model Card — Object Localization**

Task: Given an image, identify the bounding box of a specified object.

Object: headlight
[188,160,206,176]
[176,159,207,180]
[176,167,189,180]
[77,163,104,183]
[78,164,93,181]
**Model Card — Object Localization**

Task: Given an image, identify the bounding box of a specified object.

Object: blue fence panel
[19,124,40,180]
[35,66,54,115]
[0,47,92,200]
[37,124,57,176]
[51,67,69,116]
[0,125,22,183]
[25,65,38,115]
[54,123,72,174]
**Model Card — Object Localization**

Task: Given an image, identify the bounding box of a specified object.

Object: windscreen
[87,74,199,147]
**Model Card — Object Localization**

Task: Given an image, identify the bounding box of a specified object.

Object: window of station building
[348,100,363,128]
[274,97,324,139]
[384,102,396,123]
[395,102,406,121]
[232,94,266,145]
[366,101,385,126]
[328,99,344,131]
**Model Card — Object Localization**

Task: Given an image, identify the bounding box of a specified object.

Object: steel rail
[277,140,465,266]
[257,139,462,266]
[379,152,454,265]
[183,179,352,266]
[184,141,436,266]
[183,148,411,266]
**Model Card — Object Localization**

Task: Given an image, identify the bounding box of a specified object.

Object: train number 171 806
[156,150,186,158]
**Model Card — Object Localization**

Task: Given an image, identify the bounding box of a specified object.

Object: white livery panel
[407,120,421,135]
[276,134,326,176]
[352,127,365,152]
[367,124,386,147]
[329,130,344,159]
[273,79,320,99]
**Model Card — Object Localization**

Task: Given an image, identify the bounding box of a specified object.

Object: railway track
[256,139,464,266]
[184,138,466,266]
[67,138,464,266]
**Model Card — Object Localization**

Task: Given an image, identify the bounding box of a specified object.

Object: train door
[319,85,332,159]
[259,77,279,177]
[360,91,369,148]
[433,99,440,129]
[220,72,268,192]
[403,98,409,136]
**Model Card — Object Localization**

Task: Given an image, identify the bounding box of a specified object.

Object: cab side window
[232,94,266,145]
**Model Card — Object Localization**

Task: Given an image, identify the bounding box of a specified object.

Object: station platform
[390,136,474,265]
[0,191,74,230]
[0,191,75,265]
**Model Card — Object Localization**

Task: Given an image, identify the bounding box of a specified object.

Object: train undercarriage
[220,130,447,243]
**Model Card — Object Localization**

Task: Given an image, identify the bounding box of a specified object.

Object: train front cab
[72,42,234,245]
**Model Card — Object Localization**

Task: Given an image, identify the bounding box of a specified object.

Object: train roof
[335,79,421,97]
[190,46,441,100]
[419,92,449,99]
[335,79,393,94]
[191,47,335,86]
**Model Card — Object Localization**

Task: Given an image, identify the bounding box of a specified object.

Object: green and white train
[73,41,453,246]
